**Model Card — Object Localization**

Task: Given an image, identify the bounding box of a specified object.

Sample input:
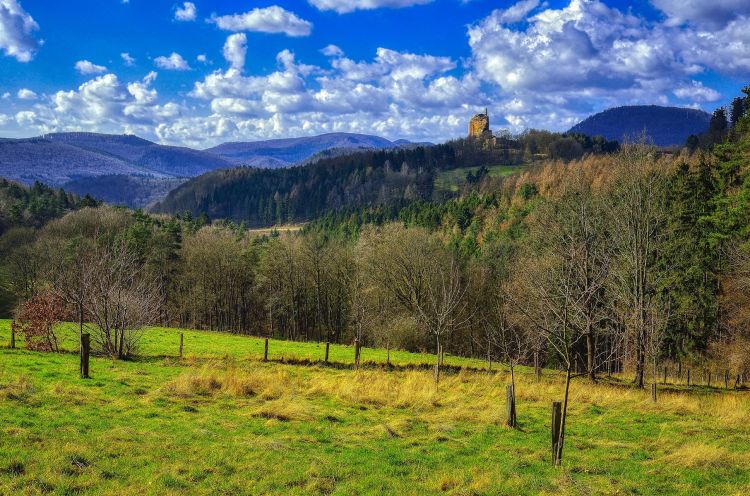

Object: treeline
[152,132,618,227]
[0,179,98,235]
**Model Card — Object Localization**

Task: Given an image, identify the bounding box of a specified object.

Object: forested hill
[569,105,711,146]
[151,133,618,226]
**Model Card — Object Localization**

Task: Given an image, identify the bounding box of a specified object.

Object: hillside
[569,105,711,146]
[0,138,159,186]
[206,132,400,167]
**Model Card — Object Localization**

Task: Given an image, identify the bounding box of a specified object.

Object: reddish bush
[14,293,65,352]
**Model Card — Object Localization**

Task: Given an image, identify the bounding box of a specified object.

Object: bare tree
[85,241,160,359]
[607,145,669,388]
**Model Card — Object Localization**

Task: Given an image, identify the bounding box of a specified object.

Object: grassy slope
[435,165,527,193]
[1,320,749,496]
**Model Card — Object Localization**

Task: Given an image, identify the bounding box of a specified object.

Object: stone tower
[469,108,491,138]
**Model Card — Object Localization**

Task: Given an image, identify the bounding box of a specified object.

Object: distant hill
[568,106,711,147]
[205,132,405,167]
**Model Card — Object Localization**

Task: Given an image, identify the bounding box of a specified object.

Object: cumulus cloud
[154,52,191,70]
[75,60,108,75]
[673,81,722,103]
[0,0,41,62]
[309,0,433,14]
[17,87,36,99]
[321,44,344,57]
[211,6,312,37]
[651,0,750,28]
[121,52,136,66]
[174,1,197,22]
[223,33,247,70]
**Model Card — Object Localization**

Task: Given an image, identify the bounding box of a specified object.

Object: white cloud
[496,0,540,24]
[309,0,433,14]
[651,0,750,28]
[75,59,108,75]
[0,0,41,62]
[1,92,10,99]
[211,6,313,37]
[174,1,197,22]
[121,52,136,66]
[17,87,36,99]
[673,81,722,103]
[196,54,208,63]
[154,52,191,70]
[321,44,344,57]
[223,33,247,70]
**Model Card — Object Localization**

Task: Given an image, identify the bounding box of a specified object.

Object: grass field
[1,320,750,495]
[434,165,527,193]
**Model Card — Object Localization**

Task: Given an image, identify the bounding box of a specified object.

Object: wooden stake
[80,333,90,379]
[179,333,184,358]
[386,342,391,368]
[354,338,360,370]
[687,369,690,386]
[10,323,15,349]
[324,342,330,364]
[651,383,657,402]
[551,401,562,465]
[263,338,269,362]
[506,384,517,428]
[663,366,667,385]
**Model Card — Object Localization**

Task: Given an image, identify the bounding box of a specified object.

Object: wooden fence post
[354,338,360,370]
[386,342,391,368]
[725,370,729,389]
[707,371,711,388]
[179,333,184,358]
[651,383,657,402]
[506,384,517,428]
[324,342,330,364]
[263,338,269,362]
[663,366,667,385]
[80,333,90,379]
[10,323,15,349]
[534,351,541,381]
[687,369,690,386]
[551,401,562,465]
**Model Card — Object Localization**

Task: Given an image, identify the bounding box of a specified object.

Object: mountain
[0,137,159,186]
[0,133,235,207]
[568,105,711,147]
[44,132,234,177]
[205,132,401,167]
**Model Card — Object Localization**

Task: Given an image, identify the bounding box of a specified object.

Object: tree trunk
[555,366,572,467]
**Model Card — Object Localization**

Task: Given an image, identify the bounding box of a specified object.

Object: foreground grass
[1,321,749,495]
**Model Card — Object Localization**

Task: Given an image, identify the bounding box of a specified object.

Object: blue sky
[0,0,748,147]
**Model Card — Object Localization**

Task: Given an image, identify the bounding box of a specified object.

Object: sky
[0,0,748,148]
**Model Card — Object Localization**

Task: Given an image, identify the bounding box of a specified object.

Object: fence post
[551,401,562,465]
[651,383,657,402]
[386,342,391,368]
[707,371,711,388]
[354,338,360,370]
[80,333,90,379]
[179,333,184,358]
[324,342,330,364]
[534,351,541,381]
[263,338,269,362]
[506,384,517,428]
[10,323,15,349]
[663,366,667,385]
[725,370,729,389]
[687,369,690,386]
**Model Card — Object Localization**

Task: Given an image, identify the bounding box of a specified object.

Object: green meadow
[1,320,749,496]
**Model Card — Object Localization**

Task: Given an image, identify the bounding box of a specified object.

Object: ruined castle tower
[469,108,491,138]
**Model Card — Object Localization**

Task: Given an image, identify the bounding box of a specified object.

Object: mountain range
[568,105,711,147]
[0,132,416,207]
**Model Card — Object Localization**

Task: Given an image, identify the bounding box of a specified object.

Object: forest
[152,131,619,226]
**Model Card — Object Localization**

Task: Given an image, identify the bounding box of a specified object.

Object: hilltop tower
[469,108,491,138]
